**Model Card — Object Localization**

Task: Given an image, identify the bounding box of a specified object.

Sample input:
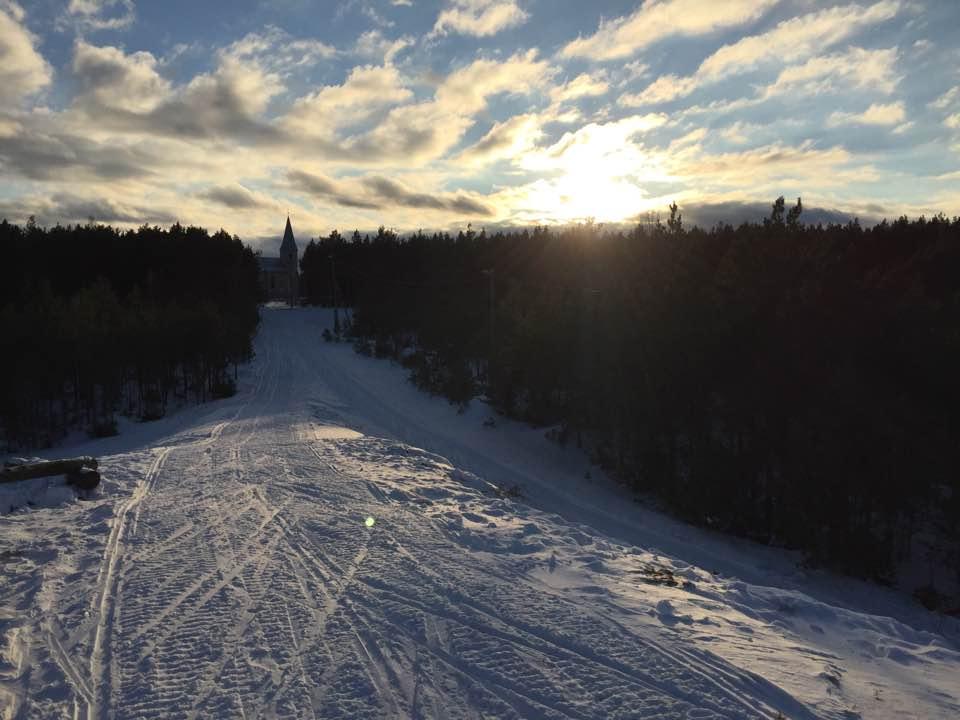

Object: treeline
[302,202,960,593]
[0,220,261,449]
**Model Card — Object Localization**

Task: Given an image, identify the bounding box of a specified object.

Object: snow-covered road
[2,307,959,719]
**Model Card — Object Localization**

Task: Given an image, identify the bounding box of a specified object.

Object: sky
[1,0,959,246]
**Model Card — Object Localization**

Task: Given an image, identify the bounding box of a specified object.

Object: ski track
[4,307,959,719]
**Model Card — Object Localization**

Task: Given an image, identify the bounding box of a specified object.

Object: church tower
[280,216,299,306]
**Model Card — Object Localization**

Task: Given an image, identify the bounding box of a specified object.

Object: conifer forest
[301,200,960,588]
[0,220,261,448]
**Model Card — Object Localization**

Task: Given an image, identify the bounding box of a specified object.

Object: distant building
[259,217,299,305]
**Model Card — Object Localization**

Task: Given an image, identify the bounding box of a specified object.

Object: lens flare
[365,516,375,527]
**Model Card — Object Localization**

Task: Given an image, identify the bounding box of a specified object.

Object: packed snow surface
[1,307,958,719]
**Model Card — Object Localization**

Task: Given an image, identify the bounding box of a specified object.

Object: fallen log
[66,467,102,490]
[0,457,99,484]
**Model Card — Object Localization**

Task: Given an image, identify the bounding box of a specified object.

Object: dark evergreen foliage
[301,202,960,585]
[0,219,261,448]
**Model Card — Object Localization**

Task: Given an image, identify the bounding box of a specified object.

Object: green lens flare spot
[365,516,376,528]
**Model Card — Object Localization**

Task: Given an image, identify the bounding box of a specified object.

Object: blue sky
[2,0,959,243]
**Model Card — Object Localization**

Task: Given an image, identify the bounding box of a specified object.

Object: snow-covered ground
[1,306,958,719]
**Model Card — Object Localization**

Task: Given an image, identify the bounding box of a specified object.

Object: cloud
[719,120,765,144]
[828,101,906,126]
[432,0,529,37]
[625,1,902,105]
[760,46,900,99]
[0,5,52,105]
[286,169,381,209]
[0,124,158,181]
[668,141,879,188]
[488,113,672,224]
[335,49,551,164]
[284,64,412,134]
[71,41,285,143]
[929,86,959,111]
[0,191,175,226]
[5,0,953,236]
[198,184,272,210]
[221,26,336,75]
[353,30,414,63]
[361,176,492,215]
[561,0,779,61]
[456,113,542,165]
[698,1,899,79]
[66,0,135,32]
[435,48,549,113]
[549,72,610,103]
[522,113,668,173]
[286,169,493,215]
[620,75,696,106]
[73,41,171,112]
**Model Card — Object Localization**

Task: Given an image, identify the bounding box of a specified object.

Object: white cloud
[561,0,779,61]
[66,39,285,144]
[66,0,135,32]
[198,183,279,210]
[435,48,549,114]
[828,101,906,127]
[627,1,901,105]
[353,30,414,64]
[521,114,668,173]
[698,1,899,79]
[719,120,764,145]
[549,72,609,103]
[620,75,696,106]
[0,1,24,21]
[73,41,171,112]
[284,169,493,217]
[0,5,52,105]
[285,64,412,134]
[761,46,900,98]
[668,140,880,188]
[222,27,336,76]
[6,0,952,234]
[432,0,528,37]
[457,113,543,165]
[341,49,550,164]
[929,86,959,111]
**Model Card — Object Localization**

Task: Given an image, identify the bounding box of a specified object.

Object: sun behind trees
[0,220,261,449]
[302,201,960,596]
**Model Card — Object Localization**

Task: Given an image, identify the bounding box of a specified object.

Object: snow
[1,306,958,719]
[0,473,77,515]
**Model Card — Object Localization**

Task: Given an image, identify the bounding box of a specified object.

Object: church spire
[281,215,296,255]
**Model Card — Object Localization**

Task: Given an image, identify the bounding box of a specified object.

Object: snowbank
[0,474,75,514]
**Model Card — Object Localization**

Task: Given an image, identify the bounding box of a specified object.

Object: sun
[517,116,670,224]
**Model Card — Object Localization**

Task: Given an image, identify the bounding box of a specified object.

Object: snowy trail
[2,307,959,719]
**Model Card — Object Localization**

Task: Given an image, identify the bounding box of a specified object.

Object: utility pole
[330,253,339,336]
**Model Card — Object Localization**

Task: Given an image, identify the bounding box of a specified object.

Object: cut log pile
[0,457,101,490]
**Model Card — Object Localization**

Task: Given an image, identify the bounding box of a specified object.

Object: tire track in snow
[107,331,286,716]
[355,537,773,720]
[43,620,93,706]
[349,463,791,720]
[91,336,280,718]
[257,509,372,715]
[87,444,171,720]
[127,509,285,655]
[182,531,288,720]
